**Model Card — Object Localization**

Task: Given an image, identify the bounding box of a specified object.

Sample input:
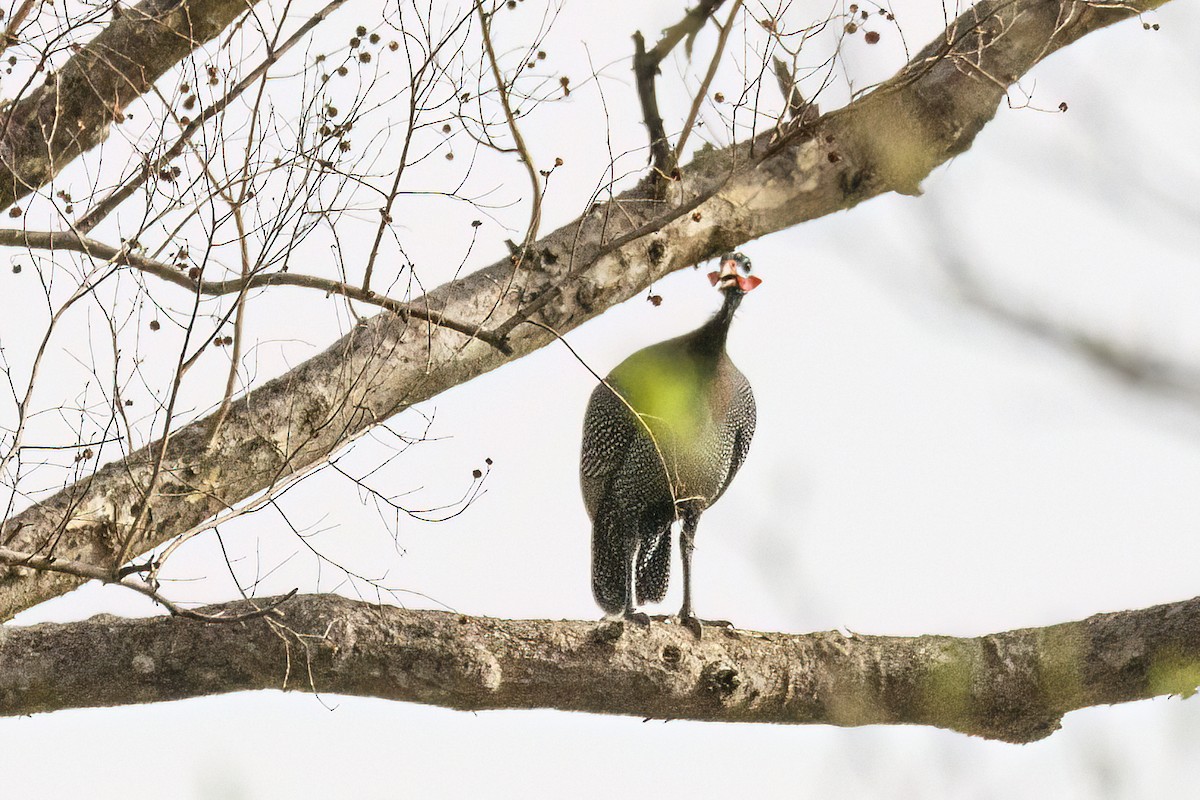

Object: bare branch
[771,55,818,123]
[4,591,1200,744]
[71,0,352,233]
[0,229,510,351]
[632,31,674,181]
[0,546,295,622]
[476,0,542,252]
[674,0,743,164]
[632,0,726,181]
[0,0,44,60]
[948,258,1200,402]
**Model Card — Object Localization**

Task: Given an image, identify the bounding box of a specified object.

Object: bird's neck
[690,289,742,356]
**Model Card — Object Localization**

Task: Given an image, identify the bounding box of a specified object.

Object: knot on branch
[700,660,741,698]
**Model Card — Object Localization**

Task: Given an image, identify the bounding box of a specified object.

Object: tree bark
[0,0,1172,621]
[3,591,1199,743]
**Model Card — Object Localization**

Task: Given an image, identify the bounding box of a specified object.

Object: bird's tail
[635,523,672,605]
[591,517,631,615]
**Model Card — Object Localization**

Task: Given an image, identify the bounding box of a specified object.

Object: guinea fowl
[580,252,760,635]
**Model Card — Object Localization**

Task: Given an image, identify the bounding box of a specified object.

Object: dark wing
[580,381,638,519]
[713,370,756,504]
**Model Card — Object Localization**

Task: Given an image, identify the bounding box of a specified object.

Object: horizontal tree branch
[0,228,509,350]
[0,0,1170,621]
[3,592,1200,742]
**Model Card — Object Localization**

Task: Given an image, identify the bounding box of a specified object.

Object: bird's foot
[593,610,652,643]
[622,610,651,627]
[678,614,733,639]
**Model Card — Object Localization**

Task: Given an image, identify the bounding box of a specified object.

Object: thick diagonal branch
[0,0,1171,621]
[4,592,1200,743]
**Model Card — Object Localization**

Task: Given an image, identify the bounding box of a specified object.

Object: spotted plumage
[580,252,759,633]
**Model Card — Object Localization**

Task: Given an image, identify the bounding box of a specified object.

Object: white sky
[3,1,1199,797]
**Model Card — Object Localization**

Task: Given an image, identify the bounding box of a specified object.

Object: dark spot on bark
[839,168,869,200]
[981,635,1002,668]
[647,239,665,266]
[701,662,741,696]
[590,620,625,646]
[661,645,682,666]
[576,280,600,312]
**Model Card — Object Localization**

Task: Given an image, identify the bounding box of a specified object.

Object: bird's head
[708,252,762,294]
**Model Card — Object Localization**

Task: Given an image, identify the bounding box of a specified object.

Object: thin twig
[674,0,743,164]
[360,14,470,293]
[203,0,295,447]
[476,0,541,252]
[0,229,511,353]
[112,252,209,571]
[73,0,352,233]
[207,203,251,447]
[360,128,415,295]
[631,0,726,181]
[0,546,297,622]
[0,260,120,488]
[0,0,41,59]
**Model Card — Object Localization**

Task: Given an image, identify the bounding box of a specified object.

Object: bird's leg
[678,514,702,638]
[622,536,650,626]
[677,508,733,638]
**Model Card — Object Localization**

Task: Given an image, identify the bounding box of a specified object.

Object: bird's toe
[680,614,704,639]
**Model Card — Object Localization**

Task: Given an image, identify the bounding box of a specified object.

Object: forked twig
[674,0,743,164]
[632,0,727,182]
[0,229,511,353]
[0,545,297,622]
[476,0,541,253]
